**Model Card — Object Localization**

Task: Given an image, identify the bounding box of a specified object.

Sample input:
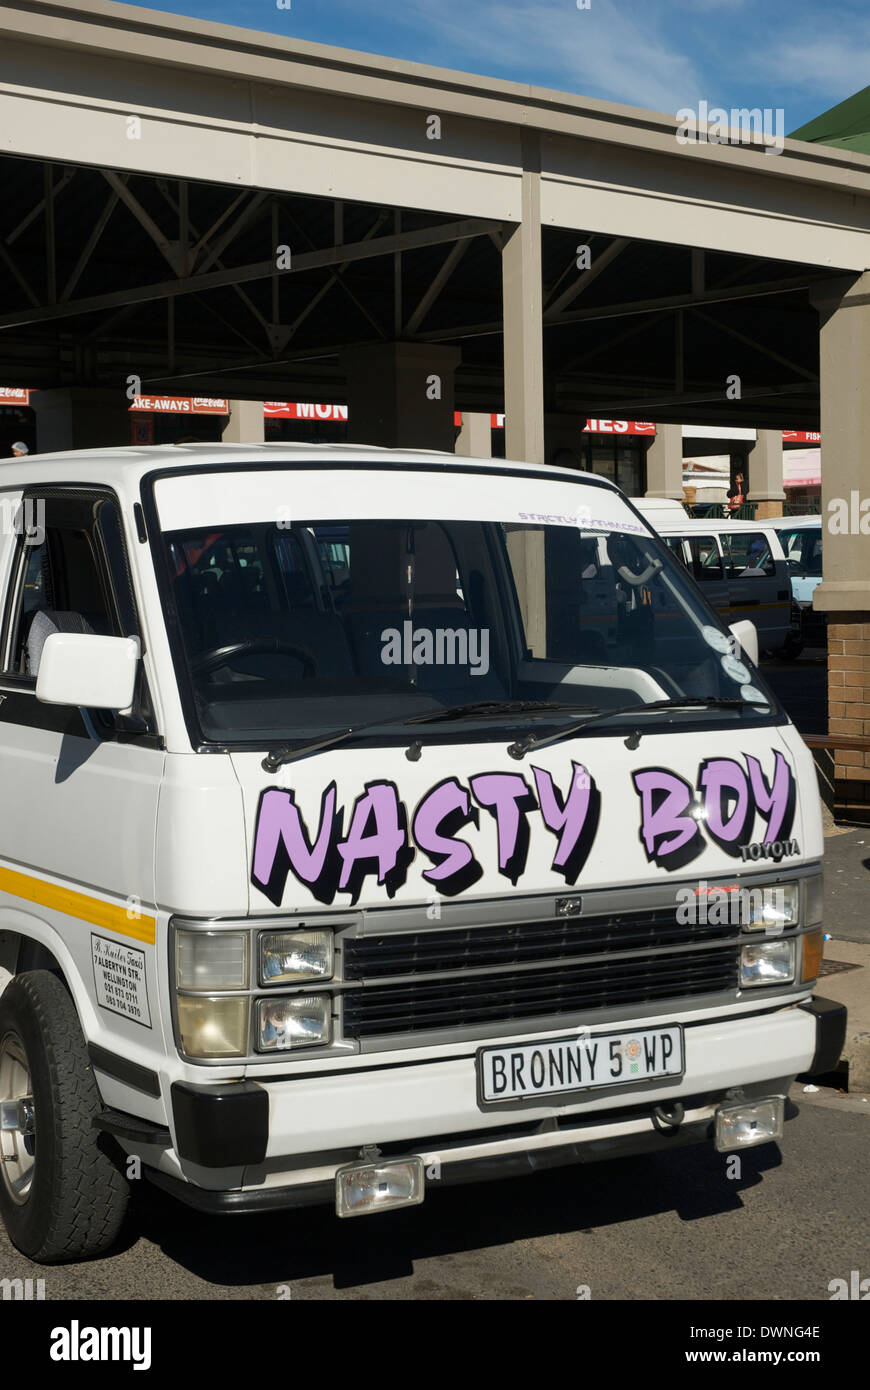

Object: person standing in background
[727,471,747,515]
[10,441,29,457]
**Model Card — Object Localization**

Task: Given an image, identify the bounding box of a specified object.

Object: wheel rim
[0,1031,36,1204]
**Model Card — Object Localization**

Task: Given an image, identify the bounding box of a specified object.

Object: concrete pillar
[505,530,547,657]
[746,429,784,519]
[222,399,264,443]
[455,412,492,458]
[644,424,683,499]
[32,388,131,453]
[810,273,870,819]
[811,274,870,611]
[545,414,585,470]
[341,342,461,451]
[503,132,544,466]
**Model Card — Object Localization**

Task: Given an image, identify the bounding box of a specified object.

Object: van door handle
[731,599,759,607]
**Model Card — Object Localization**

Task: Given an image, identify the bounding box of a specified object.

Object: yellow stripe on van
[0,867,155,945]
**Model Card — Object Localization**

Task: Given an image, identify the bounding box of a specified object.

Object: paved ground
[823,830,870,946]
[0,1083,866,1301]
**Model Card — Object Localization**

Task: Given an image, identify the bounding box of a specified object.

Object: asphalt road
[1,1085,866,1301]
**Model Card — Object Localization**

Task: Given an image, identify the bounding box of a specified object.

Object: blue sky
[128,0,868,129]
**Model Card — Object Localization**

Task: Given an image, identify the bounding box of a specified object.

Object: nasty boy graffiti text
[252,763,600,905]
[251,751,796,905]
[632,751,796,869]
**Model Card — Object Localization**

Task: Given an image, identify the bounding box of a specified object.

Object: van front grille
[343,908,734,981]
[341,944,738,1039]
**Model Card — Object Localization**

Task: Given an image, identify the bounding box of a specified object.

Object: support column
[811,273,870,820]
[341,342,461,451]
[644,424,683,499]
[32,388,131,453]
[746,429,784,519]
[502,132,544,466]
[545,413,586,470]
[222,399,264,444]
[455,412,492,458]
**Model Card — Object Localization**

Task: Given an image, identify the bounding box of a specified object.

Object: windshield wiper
[404,699,595,727]
[263,700,595,770]
[262,714,409,770]
[506,696,767,760]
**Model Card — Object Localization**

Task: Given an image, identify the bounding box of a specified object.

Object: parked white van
[634,505,797,658]
[0,445,843,1262]
[768,514,825,651]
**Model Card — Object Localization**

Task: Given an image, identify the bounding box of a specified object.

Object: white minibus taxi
[0,445,843,1262]
[634,503,798,658]
[768,514,825,651]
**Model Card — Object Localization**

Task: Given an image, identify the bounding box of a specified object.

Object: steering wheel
[193,639,318,678]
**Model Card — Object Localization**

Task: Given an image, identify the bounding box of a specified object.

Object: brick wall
[828,613,870,817]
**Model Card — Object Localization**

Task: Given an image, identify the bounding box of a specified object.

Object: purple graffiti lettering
[699,758,753,856]
[412,777,482,895]
[469,772,536,885]
[746,751,795,845]
[531,761,600,884]
[251,783,340,906]
[632,768,702,869]
[337,782,411,901]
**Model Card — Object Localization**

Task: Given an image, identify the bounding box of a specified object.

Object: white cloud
[392,0,705,114]
[756,32,870,98]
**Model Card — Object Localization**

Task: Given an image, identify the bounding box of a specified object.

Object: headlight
[177,996,249,1057]
[256,995,332,1050]
[743,883,799,934]
[176,929,249,990]
[259,929,333,984]
[740,939,795,987]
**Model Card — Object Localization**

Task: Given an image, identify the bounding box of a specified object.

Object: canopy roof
[791,88,870,155]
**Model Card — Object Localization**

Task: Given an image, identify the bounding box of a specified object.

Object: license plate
[478,1025,683,1103]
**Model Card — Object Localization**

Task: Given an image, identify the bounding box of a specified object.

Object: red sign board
[582,419,656,435]
[0,387,31,405]
[782,430,821,444]
[454,414,656,435]
[264,401,348,421]
[129,396,228,414]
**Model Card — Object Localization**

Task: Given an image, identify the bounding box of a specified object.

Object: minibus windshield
[160,511,782,747]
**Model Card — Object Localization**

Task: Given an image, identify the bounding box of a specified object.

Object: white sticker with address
[91,934,151,1028]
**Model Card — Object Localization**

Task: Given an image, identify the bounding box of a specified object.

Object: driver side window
[5,519,116,680]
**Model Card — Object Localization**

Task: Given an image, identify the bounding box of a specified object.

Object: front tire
[0,970,129,1263]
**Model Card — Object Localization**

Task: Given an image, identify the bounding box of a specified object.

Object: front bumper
[144,1103,727,1214]
[112,996,845,1208]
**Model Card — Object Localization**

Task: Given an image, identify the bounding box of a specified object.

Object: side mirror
[36,633,140,713]
[728,619,758,668]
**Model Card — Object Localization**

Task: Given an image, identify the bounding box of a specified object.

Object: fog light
[801,928,824,982]
[177,995,249,1058]
[256,995,331,1050]
[740,938,794,986]
[335,1157,425,1217]
[715,1097,784,1151]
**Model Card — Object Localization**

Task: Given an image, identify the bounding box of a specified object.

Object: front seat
[26,610,94,678]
